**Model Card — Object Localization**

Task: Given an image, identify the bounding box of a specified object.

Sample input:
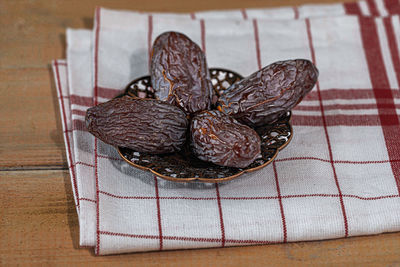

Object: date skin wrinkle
[218,59,319,127]
[151,32,213,115]
[190,110,261,168]
[86,96,188,154]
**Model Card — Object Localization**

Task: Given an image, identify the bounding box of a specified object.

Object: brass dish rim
[117,115,292,183]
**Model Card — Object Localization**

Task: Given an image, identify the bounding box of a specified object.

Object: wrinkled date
[217,59,319,127]
[150,31,213,115]
[86,96,188,154]
[190,110,261,168]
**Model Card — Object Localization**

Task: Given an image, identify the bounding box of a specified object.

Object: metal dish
[117,68,293,183]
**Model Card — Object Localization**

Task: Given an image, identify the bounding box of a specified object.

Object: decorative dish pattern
[117,68,293,183]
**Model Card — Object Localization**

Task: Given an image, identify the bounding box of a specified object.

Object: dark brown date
[190,110,261,168]
[85,96,188,154]
[150,31,213,115]
[217,59,318,127]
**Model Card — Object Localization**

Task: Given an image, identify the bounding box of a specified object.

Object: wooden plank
[0,0,354,168]
[1,170,399,266]
[0,68,67,169]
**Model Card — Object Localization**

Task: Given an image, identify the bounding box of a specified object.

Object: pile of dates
[86,31,319,168]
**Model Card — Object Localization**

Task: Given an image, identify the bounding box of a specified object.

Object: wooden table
[1,0,400,265]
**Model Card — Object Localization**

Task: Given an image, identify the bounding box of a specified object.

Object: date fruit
[190,110,261,168]
[217,59,319,127]
[85,96,188,154]
[150,31,213,115]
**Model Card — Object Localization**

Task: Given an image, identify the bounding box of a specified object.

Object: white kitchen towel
[53,59,77,211]
[64,1,375,249]
[65,29,99,246]
[54,0,400,255]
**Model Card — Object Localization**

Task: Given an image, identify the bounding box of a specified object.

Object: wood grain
[1,170,399,266]
[0,68,67,169]
[1,0,399,265]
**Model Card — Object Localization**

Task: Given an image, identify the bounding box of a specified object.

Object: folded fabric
[54,0,400,255]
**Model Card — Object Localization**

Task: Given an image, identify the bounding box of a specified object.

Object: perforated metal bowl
[117,68,293,183]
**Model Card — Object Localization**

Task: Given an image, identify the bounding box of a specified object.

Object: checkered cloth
[53,0,400,255]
